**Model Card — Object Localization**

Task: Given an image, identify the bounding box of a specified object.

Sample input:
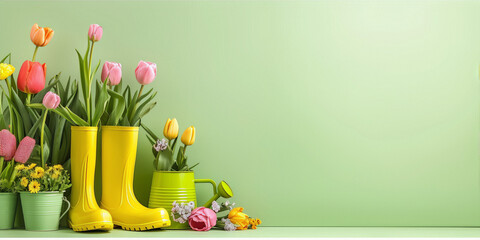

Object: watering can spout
[203,181,233,208]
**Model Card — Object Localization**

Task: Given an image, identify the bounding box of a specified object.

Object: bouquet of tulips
[28,24,158,128]
[142,118,197,171]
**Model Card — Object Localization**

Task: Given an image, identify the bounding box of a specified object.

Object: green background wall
[1,0,480,226]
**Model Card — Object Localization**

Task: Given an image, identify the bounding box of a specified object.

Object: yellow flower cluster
[13,164,71,194]
[249,218,262,229]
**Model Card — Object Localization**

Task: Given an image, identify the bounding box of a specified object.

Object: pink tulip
[14,137,36,164]
[88,24,103,42]
[135,61,156,85]
[188,207,217,231]
[0,129,16,161]
[101,61,122,86]
[42,91,61,109]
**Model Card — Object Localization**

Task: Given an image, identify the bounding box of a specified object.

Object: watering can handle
[59,196,71,220]
[194,179,219,208]
[194,179,217,195]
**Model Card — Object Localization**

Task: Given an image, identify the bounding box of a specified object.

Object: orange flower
[30,24,54,47]
[228,207,249,230]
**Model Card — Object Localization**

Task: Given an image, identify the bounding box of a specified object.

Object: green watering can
[148,171,233,229]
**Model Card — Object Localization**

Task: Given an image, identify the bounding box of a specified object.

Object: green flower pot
[0,192,17,229]
[20,191,70,231]
[148,171,217,229]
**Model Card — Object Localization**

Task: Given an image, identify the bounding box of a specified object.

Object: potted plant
[143,120,229,229]
[13,162,71,231]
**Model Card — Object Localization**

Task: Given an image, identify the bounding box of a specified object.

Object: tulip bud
[42,91,61,109]
[88,24,103,42]
[181,126,196,146]
[14,137,36,164]
[17,60,46,94]
[0,63,15,80]
[0,129,17,161]
[30,23,54,47]
[135,60,156,85]
[101,61,122,86]
[163,118,179,140]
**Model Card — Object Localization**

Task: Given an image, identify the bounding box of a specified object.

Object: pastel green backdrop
[1,0,479,227]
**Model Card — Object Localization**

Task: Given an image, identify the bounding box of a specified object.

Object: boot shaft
[101,126,139,209]
[70,126,98,209]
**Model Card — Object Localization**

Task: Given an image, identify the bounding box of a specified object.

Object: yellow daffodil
[181,126,196,146]
[27,163,36,170]
[0,63,15,80]
[20,177,28,187]
[28,180,40,193]
[53,164,63,171]
[30,167,44,179]
[228,207,249,230]
[163,118,179,140]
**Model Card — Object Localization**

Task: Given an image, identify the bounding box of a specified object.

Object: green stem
[0,157,4,173]
[40,110,48,168]
[26,93,31,105]
[137,85,144,99]
[32,46,39,62]
[86,41,94,125]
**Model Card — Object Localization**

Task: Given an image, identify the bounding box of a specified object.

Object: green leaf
[27,109,47,138]
[106,89,125,126]
[141,123,160,141]
[131,102,156,126]
[92,81,110,127]
[10,90,32,131]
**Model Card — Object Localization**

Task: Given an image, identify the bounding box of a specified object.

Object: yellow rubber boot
[101,126,171,231]
[69,127,113,231]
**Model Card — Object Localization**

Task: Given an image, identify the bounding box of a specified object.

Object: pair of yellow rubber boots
[68,127,171,231]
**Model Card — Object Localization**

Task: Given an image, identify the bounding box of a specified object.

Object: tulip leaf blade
[92,80,110,127]
[106,89,125,126]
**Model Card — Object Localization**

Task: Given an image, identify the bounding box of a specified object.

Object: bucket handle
[59,196,71,220]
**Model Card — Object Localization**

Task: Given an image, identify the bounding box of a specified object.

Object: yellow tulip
[228,207,249,230]
[0,63,15,80]
[181,126,196,146]
[163,118,179,140]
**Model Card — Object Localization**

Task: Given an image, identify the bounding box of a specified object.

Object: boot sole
[69,220,114,232]
[114,220,171,231]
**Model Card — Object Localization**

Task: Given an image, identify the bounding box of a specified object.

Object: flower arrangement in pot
[143,120,234,229]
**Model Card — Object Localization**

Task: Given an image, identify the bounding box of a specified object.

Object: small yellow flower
[28,180,40,193]
[20,177,28,187]
[51,171,60,179]
[46,166,53,173]
[27,163,37,170]
[15,164,25,171]
[30,167,44,179]
[53,164,63,171]
[0,63,15,80]
[256,218,262,225]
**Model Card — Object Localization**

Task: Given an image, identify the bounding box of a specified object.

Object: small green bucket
[0,192,18,229]
[20,191,70,231]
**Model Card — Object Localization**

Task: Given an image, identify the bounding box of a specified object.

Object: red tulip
[13,137,36,164]
[17,60,46,94]
[0,129,16,161]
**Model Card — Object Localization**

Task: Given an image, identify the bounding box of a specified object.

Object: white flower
[222,218,236,231]
[211,201,220,213]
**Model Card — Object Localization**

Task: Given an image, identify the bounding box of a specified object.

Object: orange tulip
[30,24,54,47]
